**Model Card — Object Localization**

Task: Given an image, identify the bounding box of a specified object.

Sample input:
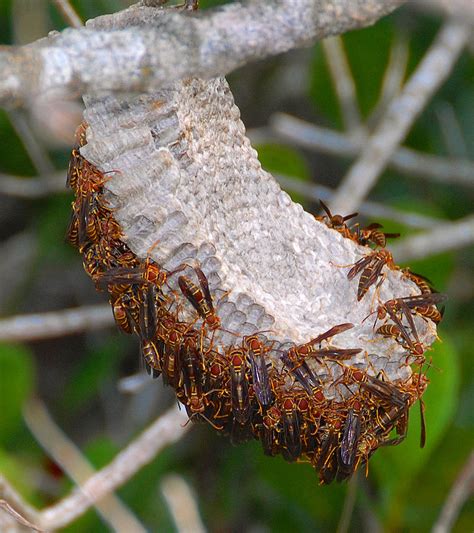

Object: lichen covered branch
[0,0,405,108]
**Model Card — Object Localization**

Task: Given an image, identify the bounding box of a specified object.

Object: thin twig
[337,472,359,533]
[329,19,471,215]
[24,398,146,533]
[0,476,42,531]
[275,173,443,230]
[52,0,83,28]
[419,0,474,22]
[369,33,409,125]
[267,114,474,187]
[0,304,114,342]
[6,111,56,176]
[0,171,67,198]
[39,405,190,530]
[160,474,207,533]
[432,451,474,533]
[390,214,474,262]
[0,0,406,108]
[322,36,362,135]
[0,499,46,532]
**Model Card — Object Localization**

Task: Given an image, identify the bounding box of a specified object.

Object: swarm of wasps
[66,123,446,484]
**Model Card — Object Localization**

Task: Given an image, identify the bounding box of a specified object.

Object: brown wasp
[158,316,187,387]
[93,256,175,292]
[227,348,251,425]
[354,222,400,249]
[178,267,221,330]
[391,293,447,325]
[315,413,343,485]
[402,269,435,295]
[285,323,361,380]
[179,330,207,416]
[243,335,273,407]
[336,400,363,481]
[260,405,282,456]
[347,249,395,301]
[280,395,302,462]
[316,200,358,240]
[141,340,163,379]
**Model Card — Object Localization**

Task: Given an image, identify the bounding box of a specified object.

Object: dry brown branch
[23,398,146,532]
[0,0,406,108]
[0,476,42,532]
[38,405,190,530]
[0,499,45,532]
[330,19,471,215]
[432,451,474,533]
[268,114,474,187]
[0,305,114,342]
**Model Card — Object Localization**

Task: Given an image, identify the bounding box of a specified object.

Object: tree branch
[329,19,471,215]
[0,305,114,342]
[24,398,146,533]
[268,114,474,187]
[390,214,474,262]
[432,451,474,533]
[0,0,406,108]
[39,405,190,530]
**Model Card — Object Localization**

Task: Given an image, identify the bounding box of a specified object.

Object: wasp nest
[66,6,444,485]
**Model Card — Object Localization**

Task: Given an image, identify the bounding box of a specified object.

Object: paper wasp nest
[66,6,443,484]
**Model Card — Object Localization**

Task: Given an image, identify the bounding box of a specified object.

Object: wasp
[227,348,251,425]
[389,293,447,325]
[360,374,410,410]
[316,200,358,240]
[375,299,425,357]
[402,269,435,295]
[158,316,187,388]
[336,404,363,481]
[375,324,424,362]
[354,222,400,248]
[315,413,343,485]
[111,291,137,335]
[179,331,207,416]
[286,323,360,375]
[243,335,273,407]
[141,340,163,379]
[93,257,171,292]
[260,405,282,456]
[347,248,395,301]
[279,395,302,462]
[178,267,221,330]
[66,125,86,190]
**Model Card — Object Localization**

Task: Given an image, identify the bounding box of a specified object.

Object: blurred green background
[0,0,473,531]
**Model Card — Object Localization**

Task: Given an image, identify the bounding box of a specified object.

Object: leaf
[0,343,35,445]
[371,334,460,525]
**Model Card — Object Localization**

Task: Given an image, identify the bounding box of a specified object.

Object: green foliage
[0,343,35,446]
[61,335,126,412]
[371,336,460,527]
